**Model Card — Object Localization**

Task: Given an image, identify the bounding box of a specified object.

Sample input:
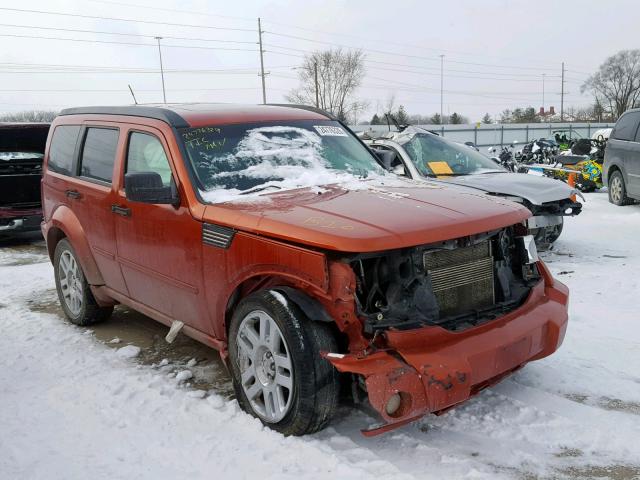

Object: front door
[113,127,207,332]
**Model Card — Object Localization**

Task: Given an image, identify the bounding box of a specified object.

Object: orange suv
[41,104,569,436]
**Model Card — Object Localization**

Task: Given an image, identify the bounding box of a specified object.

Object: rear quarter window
[48,125,81,175]
[611,112,640,141]
[79,127,119,183]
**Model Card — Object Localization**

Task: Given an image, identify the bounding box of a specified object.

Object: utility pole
[258,18,266,104]
[314,62,319,108]
[439,54,444,123]
[155,36,166,103]
[560,62,565,122]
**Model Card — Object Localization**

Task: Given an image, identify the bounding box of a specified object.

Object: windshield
[179,120,386,203]
[398,132,505,176]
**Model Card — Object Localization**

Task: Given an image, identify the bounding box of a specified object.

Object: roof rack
[59,106,191,128]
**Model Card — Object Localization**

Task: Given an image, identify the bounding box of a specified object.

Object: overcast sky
[0,0,638,122]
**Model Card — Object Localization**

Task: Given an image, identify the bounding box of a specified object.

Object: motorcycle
[543,136,606,192]
[488,141,518,172]
[515,138,559,168]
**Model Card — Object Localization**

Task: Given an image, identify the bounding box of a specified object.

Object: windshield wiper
[238,185,282,195]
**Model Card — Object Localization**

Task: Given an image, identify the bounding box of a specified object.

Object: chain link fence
[353,123,614,148]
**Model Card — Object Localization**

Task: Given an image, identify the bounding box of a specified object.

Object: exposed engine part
[351,226,540,333]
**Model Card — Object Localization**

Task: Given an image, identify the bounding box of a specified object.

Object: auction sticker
[313,125,348,137]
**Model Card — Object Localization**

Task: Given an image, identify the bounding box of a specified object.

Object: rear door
[65,124,128,294]
[113,126,207,332]
[609,111,640,195]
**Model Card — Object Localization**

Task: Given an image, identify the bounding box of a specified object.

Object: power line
[86,0,583,70]
[0,33,258,52]
[0,22,257,44]
[264,31,562,72]
[264,43,562,79]
[0,7,256,32]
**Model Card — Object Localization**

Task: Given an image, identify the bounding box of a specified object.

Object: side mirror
[125,172,180,207]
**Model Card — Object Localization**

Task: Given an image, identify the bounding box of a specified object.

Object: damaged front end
[326,224,569,435]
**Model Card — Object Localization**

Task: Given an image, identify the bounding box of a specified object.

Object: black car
[0,123,50,236]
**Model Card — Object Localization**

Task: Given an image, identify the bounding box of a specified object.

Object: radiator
[424,241,495,317]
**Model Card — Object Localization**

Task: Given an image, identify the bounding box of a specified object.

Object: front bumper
[326,261,569,436]
[0,209,43,235]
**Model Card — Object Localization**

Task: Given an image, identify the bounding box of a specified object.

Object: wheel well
[608,164,622,182]
[223,276,339,338]
[46,227,66,262]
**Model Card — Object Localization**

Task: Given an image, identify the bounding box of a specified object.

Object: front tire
[54,238,113,326]
[228,290,339,436]
[609,170,633,206]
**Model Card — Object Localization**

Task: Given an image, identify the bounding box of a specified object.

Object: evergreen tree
[396,105,409,125]
[450,112,463,124]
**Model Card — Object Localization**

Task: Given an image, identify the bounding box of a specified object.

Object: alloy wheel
[58,250,83,316]
[611,176,623,204]
[236,310,294,423]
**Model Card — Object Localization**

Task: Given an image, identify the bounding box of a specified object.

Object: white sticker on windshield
[313,125,348,137]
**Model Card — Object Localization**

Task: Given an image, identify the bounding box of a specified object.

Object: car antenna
[128,84,138,105]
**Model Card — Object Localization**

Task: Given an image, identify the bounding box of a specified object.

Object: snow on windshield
[182,122,401,204]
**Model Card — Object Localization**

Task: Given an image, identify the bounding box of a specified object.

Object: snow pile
[116,345,140,359]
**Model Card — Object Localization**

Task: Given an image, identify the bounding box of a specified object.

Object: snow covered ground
[1,191,639,480]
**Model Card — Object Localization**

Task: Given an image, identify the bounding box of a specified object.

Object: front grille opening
[424,241,495,317]
[352,228,540,333]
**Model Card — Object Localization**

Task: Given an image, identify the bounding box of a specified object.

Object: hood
[0,123,50,154]
[202,182,530,252]
[439,172,578,205]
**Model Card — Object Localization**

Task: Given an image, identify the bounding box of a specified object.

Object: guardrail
[352,123,614,148]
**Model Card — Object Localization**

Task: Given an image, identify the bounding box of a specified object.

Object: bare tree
[582,50,640,119]
[287,48,366,122]
[0,110,58,122]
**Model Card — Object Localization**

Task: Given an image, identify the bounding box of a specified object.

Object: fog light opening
[385,392,411,418]
[564,207,573,215]
[385,393,402,416]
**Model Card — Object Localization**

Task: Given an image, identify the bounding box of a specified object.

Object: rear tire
[53,238,113,326]
[608,170,633,206]
[545,218,564,244]
[228,290,339,436]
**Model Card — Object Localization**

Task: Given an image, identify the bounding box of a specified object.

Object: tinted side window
[48,125,81,175]
[79,128,119,183]
[611,112,640,141]
[126,132,172,186]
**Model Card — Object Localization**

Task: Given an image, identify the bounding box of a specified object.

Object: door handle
[65,189,82,199]
[111,205,131,217]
